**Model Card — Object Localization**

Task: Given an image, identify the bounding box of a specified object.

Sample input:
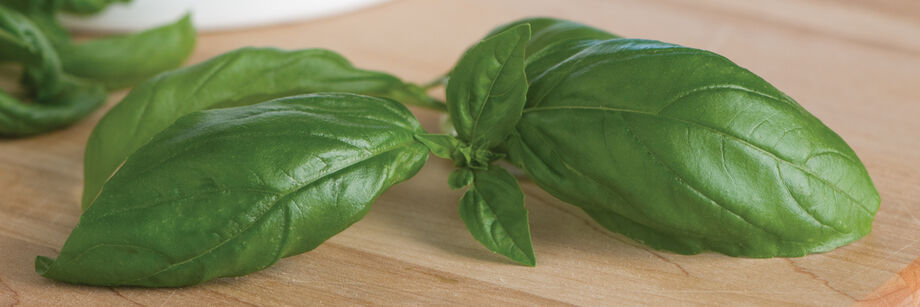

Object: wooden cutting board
[1,0,918,305]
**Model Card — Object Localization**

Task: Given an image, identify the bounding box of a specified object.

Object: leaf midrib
[521,105,871,213]
[468,46,520,146]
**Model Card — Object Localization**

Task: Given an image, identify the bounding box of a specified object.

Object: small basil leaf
[448,168,473,190]
[507,38,880,257]
[459,166,535,266]
[59,14,195,89]
[446,23,530,150]
[37,93,429,287]
[82,47,435,210]
[484,17,618,58]
[414,133,462,160]
[0,76,105,136]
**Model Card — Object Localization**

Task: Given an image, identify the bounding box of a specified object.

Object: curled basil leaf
[60,14,196,89]
[0,4,105,137]
[37,93,430,287]
[0,4,63,98]
[1,1,195,137]
[0,0,74,46]
[446,23,530,150]
[0,76,105,136]
[458,166,535,266]
[1,0,196,89]
[505,38,880,257]
[82,47,439,210]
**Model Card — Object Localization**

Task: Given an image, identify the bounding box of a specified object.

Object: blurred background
[60,0,391,32]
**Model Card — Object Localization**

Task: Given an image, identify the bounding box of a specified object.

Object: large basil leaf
[446,23,530,150]
[37,93,430,287]
[459,166,535,266]
[82,47,438,210]
[506,39,880,257]
[60,15,195,89]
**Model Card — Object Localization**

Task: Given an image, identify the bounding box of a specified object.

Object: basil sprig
[0,1,195,137]
[419,24,536,265]
[36,17,880,287]
[0,5,105,136]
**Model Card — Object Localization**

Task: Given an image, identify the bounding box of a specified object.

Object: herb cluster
[36,17,879,287]
[0,0,194,136]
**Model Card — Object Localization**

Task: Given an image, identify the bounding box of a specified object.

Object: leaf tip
[34,256,54,275]
[517,253,537,267]
[506,23,532,40]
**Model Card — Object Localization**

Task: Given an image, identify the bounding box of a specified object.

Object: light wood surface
[1,0,919,305]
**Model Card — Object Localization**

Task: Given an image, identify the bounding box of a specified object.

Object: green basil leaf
[446,23,530,150]
[37,93,429,287]
[0,4,63,98]
[459,166,535,266]
[0,1,82,46]
[1,1,194,90]
[82,47,435,210]
[507,38,880,257]
[484,17,618,58]
[59,14,195,89]
[448,168,472,190]
[0,76,105,136]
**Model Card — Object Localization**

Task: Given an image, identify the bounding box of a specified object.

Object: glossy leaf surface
[82,47,435,210]
[38,93,429,286]
[446,24,530,150]
[459,166,535,266]
[506,39,880,257]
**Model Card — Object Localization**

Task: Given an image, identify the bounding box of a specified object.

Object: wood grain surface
[1,0,919,305]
